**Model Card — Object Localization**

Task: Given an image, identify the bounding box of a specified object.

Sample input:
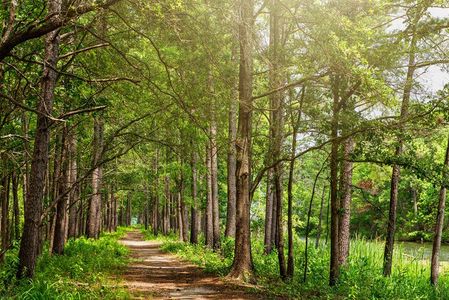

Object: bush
[0,231,130,299]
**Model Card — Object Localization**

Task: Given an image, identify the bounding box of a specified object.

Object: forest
[1,0,449,299]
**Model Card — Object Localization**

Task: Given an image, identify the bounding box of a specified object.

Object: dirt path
[119,231,268,299]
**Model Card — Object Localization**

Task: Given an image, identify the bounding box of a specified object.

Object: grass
[142,228,449,299]
[0,227,132,299]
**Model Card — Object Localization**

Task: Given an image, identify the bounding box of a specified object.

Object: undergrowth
[143,228,449,299]
[0,227,132,299]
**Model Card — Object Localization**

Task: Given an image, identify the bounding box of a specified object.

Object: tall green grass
[143,229,449,299]
[0,227,131,299]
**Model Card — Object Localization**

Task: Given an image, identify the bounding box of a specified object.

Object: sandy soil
[118,231,270,300]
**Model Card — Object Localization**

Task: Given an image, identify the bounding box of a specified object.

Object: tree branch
[0,0,121,61]
[252,72,328,100]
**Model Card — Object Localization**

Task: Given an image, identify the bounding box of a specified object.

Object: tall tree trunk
[190,149,199,244]
[225,89,238,238]
[177,191,183,241]
[181,191,188,242]
[48,131,61,253]
[17,0,61,278]
[48,210,56,253]
[0,175,10,262]
[144,200,149,231]
[67,131,78,239]
[169,193,175,231]
[126,192,132,226]
[78,184,84,236]
[286,86,303,277]
[270,176,278,250]
[430,135,449,285]
[205,144,213,248]
[274,167,286,279]
[152,153,159,235]
[164,176,170,234]
[53,126,69,255]
[269,0,286,279]
[112,188,117,231]
[210,122,221,250]
[12,172,20,241]
[87,117,103,239]
[119,200,124,227]
[337,137,354,266]
[264,171,274,254]
[383,7,420,277]
[107,190,113,231]
[177,166,188,242]
[228,0,254,282]
[21,111,30,202]
[329,76,341,286]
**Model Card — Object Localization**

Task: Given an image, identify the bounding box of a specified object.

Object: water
[399,241,449,262]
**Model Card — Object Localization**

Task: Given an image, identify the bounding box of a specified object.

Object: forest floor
[118,231,268,299]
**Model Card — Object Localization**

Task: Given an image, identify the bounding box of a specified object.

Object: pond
[399,241,449,263]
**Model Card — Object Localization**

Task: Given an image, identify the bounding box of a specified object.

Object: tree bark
[383,6,420,277]
[152,153,159,235]
[144,200,149,231]
[210,121,220,250]
[126,192,132,226]
[329,76,340,286]
[190,150,199,244]
[52,126,69,255]
[17,0,61,278]
[119,199,124,227]
[274,166,286,279]
[78,184,84,236]
[163,176,170,234]
[287,87,303,277]
[87,117,104,239]
[430,135,449,285]
[111,188,117,231]
[67,131,78,238]
[177,191,183,240]
[205,144,213,248]
[12,172,20,242]
[225,88,238,238]
[270,175,278,250]
[337,137,354,266]
[264,171,274,254]
[228,0,255,282]
[268,0,286,279]
[0,175,10,263]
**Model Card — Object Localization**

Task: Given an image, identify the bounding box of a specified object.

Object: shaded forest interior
[1,0,449,299]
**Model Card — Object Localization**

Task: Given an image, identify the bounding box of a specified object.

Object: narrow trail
[119,231,268,299]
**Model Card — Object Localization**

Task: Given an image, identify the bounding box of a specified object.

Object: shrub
[0,231,130,299]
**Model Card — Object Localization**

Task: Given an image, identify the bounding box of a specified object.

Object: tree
[430,134,449,285]
[225,92,237,238]
[383,2,427,277]
[16,0,62,278]
[87,116,104,239]
[228,0,255,282]
[52,125,69,254]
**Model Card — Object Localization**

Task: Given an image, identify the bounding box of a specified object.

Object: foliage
[143,228,449,299]
[0,229,130,299]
